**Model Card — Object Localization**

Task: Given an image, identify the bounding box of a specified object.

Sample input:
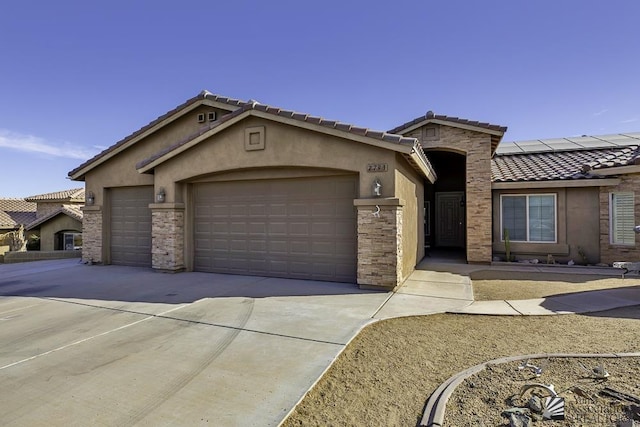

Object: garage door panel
[194,175,357,282]
[110,186,153,267]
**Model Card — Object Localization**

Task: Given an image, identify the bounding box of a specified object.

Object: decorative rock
[568,259,575,266]
[507,412,531,427]
[528,395,543,413]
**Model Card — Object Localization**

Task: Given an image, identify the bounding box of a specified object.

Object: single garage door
[194,175,357,282]
[110,186,153,267]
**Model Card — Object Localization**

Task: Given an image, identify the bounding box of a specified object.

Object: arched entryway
[424,150,467,258]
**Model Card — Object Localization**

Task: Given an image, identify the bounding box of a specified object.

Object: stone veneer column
[353,198,403,290]
[150,203,185,272]
[80,205,103,264]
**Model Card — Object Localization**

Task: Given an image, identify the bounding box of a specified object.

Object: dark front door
[435,192,465,248]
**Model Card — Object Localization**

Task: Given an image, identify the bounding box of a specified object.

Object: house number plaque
[367,163,388,172]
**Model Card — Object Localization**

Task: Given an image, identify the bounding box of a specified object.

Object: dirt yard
[282,302,640,426]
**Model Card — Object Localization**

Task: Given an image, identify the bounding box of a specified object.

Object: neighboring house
[0,199,36,254]
[24,188,85,251]
[492,134,640,265]
[67,90,639,290]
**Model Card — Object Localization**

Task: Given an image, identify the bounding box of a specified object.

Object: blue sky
[1,1,639,197]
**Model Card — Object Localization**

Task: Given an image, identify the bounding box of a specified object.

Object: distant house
[0,199,36,254]
[24,188,85,251]
[492,134,640,265]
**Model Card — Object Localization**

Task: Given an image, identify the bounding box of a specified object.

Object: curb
[419,352,640,427]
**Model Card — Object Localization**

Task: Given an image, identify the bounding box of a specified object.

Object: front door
[435,192,465,248]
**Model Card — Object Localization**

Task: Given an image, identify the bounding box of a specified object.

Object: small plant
[504,228,514,262]
[577,246,588,265]
[547,254,555,265]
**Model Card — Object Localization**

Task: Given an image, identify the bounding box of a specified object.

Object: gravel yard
[283,286,640,426]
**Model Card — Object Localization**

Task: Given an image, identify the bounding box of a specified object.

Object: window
[63,232,82,250]
[610,192,635,245]
[501,194,556,242]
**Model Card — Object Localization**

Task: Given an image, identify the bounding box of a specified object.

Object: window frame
[500,193,557,243]
[609,192,635,246]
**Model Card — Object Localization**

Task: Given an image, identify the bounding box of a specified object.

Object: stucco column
[80,205,102,264]
[353,198,403,291]
[150,203,185,272]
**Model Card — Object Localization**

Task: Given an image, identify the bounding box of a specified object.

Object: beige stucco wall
[599,174,640,264]
[38,215,82,251]
[407,124,493,263]
[153,117,400,203]
[492,187,600,263]
[395,153,425,279]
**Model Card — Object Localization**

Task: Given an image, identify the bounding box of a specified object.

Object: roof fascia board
[408,151,437,183]
[398,119,504,137]
[138,109,416,174]
[70,99,237,180]
[590,165,640,176]
[492,178,621,190]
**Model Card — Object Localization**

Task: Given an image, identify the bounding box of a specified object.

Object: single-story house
[24,188,84,251]
[0,199,36,254]
[68,91,639,289]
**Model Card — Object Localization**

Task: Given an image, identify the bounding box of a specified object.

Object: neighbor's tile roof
[137,99,421,170]
[68,90,245,178]
[26,204,83,230]
[388,110,508,135]
[24,188,85,202]
[492,140,640,182]
[0,199,37,229]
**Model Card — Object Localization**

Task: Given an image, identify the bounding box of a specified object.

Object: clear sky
[1,1,639,197]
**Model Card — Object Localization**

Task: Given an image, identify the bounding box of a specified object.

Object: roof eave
[492,178,621,189]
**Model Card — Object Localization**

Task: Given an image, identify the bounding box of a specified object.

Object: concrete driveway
[0,259,390,426]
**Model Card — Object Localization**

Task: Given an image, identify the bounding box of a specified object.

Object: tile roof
[492,144,640,182]
[388,110,508,135]
[26,204,83,230]
[24,188,85,202]
[68,90,245,179]
[137,99,423,170]
[0,199,37,229]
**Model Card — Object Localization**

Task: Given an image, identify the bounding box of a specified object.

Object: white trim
[609,192,635,245]
[500,193,557,243]
[492,178,620,189]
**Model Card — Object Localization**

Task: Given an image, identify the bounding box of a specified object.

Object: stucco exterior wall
[395,153,425,280]
[38,215,82,251]
[408,125,493,263]
[492,187,600,263]
[36,202,63,219]
[599,174,640,264]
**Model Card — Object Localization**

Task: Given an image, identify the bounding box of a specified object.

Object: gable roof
[136,99,437,183]
[389,111,508,155]
[68,90,245,180]
[26,204,83,230]
[24,188,85,203]
[492,133,640,183]
[0,199,36,229]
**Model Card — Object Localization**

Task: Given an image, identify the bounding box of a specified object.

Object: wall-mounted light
[86,191,95,205]
[373,178,382,197]
[634,225,640,234]
[156,188,166,203]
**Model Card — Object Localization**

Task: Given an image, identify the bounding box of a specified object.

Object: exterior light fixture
[86,191,95,205]
[635,225,640,234]
[156,187,166,203]
[372,178,382,197]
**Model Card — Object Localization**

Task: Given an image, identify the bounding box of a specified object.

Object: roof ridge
[389,110,507,135]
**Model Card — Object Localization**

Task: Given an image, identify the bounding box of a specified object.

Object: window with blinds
[610,192,635,245]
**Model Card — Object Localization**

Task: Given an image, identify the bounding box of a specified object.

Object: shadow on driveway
[0,259,381,304]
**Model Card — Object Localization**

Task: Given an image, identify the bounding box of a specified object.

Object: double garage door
[194,175,357,282]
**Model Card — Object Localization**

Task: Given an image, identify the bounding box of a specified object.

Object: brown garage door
[110,186,153,267]
[194,175,357,282]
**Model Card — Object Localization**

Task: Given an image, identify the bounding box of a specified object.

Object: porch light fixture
[635,225,640,234]
[86,191,95,205]
[372,178,382,197]
[156,187,166,203]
